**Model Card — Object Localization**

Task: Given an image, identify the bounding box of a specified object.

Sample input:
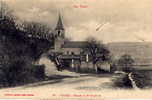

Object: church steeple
[54,13,65,52]
[55,14,64,30]
[54,13,65,38]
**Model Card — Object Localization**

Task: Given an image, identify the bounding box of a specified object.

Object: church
[48,14,111,73]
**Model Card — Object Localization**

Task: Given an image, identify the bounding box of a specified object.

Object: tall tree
[84,37,111,73]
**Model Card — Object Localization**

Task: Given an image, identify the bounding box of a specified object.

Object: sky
[2,0,152,43]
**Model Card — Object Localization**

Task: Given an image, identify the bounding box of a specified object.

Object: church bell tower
[54,14,65,52]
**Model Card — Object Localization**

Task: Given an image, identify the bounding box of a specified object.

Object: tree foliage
[17,21,54,61]
[85,37,111,64]
[0,1,53,62]
[118,54,135,67]
[0,2,18,37]
[0,1,53,86]
[18,21,53,40]
[118,54,135,72]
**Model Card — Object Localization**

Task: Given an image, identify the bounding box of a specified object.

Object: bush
[1,61,30,86]
[31,65,45,80]
[122,66,134,73]
[131,71,152,89]
[113,71,152,89]
[117,54,135,72]
[0,60,45,87]
[113,74,132,89]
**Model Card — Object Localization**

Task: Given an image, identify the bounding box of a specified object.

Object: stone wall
[96,61,111,72]
[80,61,94,73]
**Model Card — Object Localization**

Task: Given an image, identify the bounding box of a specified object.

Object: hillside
[107,42,152,64]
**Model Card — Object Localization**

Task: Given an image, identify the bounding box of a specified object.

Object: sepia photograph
[0,0,152,99]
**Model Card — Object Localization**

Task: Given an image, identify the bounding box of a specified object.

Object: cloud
[3,0,152,43]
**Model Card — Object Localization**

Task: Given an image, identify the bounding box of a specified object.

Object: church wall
[54,38,64,52]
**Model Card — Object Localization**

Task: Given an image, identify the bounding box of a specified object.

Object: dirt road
[1,73,113,91]
[1,73,150,99]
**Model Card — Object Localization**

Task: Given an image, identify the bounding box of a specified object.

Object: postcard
[0,0,152,99]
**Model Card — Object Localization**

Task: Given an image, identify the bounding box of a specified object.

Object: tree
[18,21,53,40]
[117,54,135,72]
[19,21,54,62]
[0,1,18,37]
[0,1,52,86]
[84,37,111,73]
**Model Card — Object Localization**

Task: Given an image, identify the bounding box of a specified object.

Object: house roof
[58,55,80,59]
[61,41,89,48]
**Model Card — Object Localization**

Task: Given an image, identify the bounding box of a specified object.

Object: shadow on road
[22,75,78,88]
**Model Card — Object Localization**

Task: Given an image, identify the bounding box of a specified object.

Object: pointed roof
[55,13,64,30]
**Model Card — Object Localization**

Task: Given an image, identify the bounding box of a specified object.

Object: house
[48,14,111,73]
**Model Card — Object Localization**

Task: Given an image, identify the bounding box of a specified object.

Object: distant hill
[107,42,152,64]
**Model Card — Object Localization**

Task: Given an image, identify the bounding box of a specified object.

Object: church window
[58,30,60,36]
